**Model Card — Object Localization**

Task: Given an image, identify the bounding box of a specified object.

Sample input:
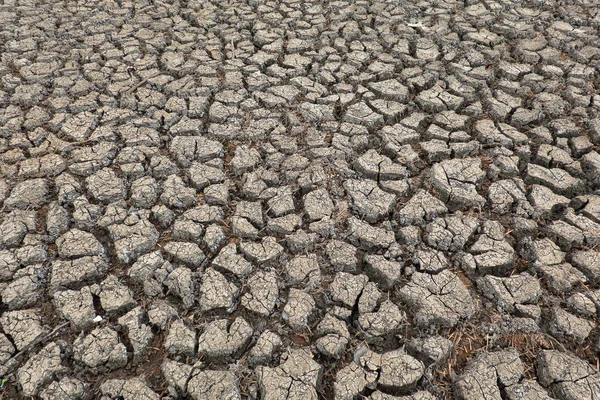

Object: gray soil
[1,0,600,399]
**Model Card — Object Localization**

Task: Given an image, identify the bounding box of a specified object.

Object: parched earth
[1,0,600,399]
